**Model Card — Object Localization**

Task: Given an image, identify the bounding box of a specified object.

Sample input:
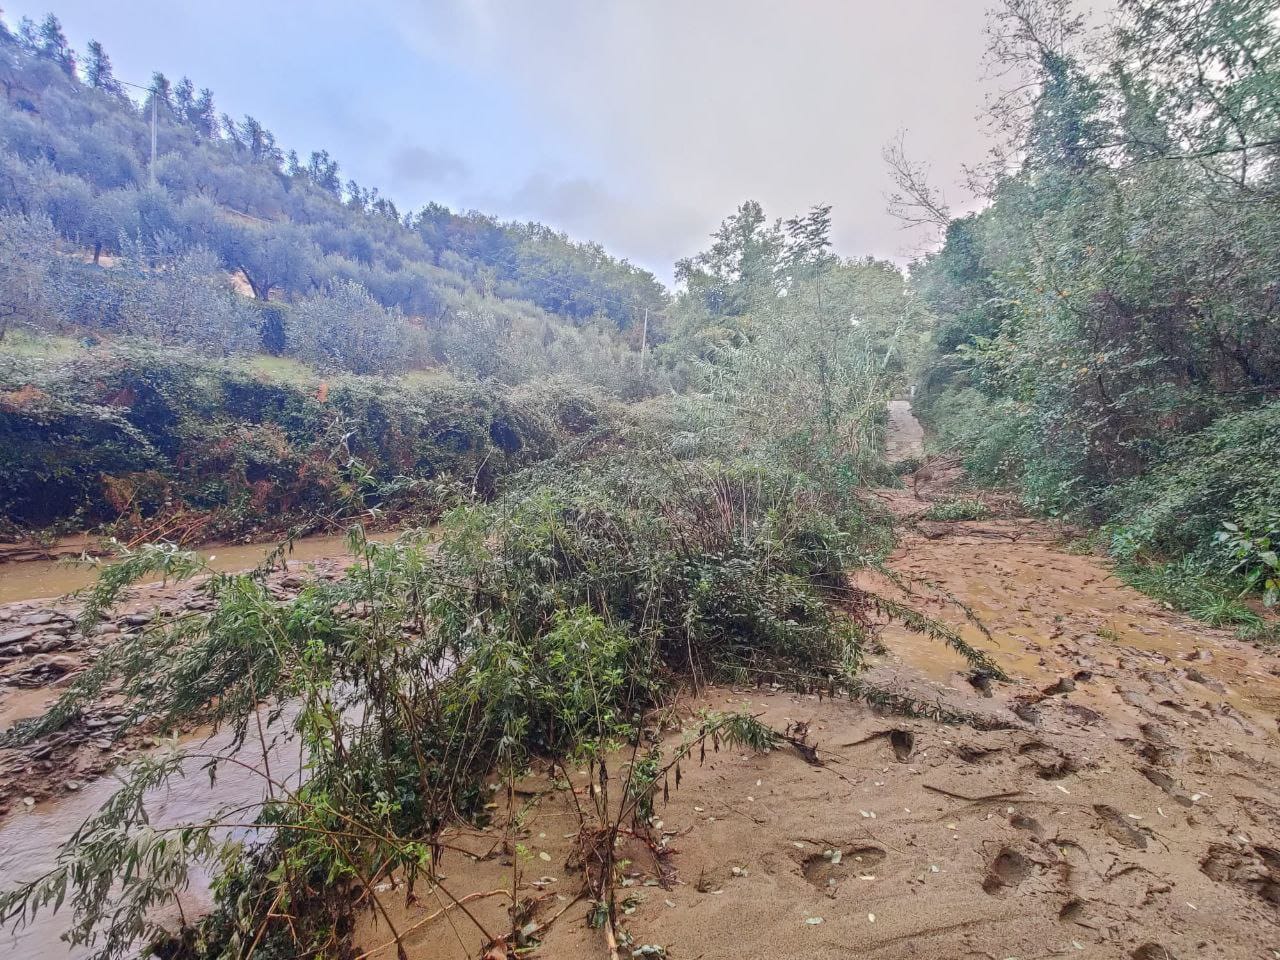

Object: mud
[348,407,1280,959]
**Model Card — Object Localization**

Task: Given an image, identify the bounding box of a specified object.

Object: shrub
[923,498,988,522]
[1106,402,1280,575]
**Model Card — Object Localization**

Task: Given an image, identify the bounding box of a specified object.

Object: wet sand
[349,411,1280,959]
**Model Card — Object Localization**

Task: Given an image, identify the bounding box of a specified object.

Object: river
[0,529,400,958]
[0,530,400,606]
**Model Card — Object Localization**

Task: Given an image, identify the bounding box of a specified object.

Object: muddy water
[0,714,305,960]
[0,531,399,606]
[0,530,403,958]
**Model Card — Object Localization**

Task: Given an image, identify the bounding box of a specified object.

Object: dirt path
[352,406,1280,960]
[885,398,925,463]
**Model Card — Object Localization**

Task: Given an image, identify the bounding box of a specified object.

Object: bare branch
[883,131,952,230]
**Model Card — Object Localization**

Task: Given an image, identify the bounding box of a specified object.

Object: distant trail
[885,399,924,462]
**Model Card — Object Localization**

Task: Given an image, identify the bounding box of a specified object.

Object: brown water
[0,529,405,958]
[0,530,399,606]
[0,712,305,960]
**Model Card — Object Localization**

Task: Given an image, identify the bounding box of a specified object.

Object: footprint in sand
[1094,804,1150,850]
[982,847,1033,895]
[798,845,886,895]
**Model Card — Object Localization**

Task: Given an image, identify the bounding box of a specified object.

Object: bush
[1106,402,1280,573]
[0,346,618,539]
[922,498,988,522]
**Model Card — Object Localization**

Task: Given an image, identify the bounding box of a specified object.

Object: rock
[122,613,154,627]
[1186,668,1227,694]
[24,653,80,676]
[966,670,994,697]
[0,626,43,648]
[91,624,120,636]
[1042,676,1076,696]
[20,611,64,627]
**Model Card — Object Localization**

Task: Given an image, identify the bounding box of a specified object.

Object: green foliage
[922,498,988,522]
[1217,518,1280,608]
[0,345,621,537]
[1115,557,1262,629]
[1105,403,1280,574]
[911,0,1280,605]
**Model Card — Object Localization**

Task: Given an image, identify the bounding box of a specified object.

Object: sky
[7,0,1008,283]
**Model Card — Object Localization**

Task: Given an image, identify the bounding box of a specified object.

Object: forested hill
[0,12,667,375]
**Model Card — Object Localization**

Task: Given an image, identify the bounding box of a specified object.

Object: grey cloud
[467,172,706,279]
[389,0,1116,275]
[388,144,470,185]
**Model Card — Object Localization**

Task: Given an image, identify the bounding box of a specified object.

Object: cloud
[388,144,470,186]
[466,172,706,278]
[382,0,1009,276]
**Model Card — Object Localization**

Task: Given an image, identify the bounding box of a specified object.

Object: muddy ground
[341,473,1280,960]
[2,406,1278,959]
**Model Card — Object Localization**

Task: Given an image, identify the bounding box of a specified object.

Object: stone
[0,626,42,648]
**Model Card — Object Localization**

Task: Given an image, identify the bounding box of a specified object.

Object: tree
[174,77,196,123]
[783,203,836,278]
[145,71,174,116]
[907,0,1280,570]
[675,200,784,316]
[83,188,141,263]
[234,116,283,168]
[287,280,417,373]
[191,88,218,138]
[36,14,74,78]
[215,221,318,300]
[116,243,257,353]
[83,40,123,97]
[306,149,341,197]
[0,210,56,339]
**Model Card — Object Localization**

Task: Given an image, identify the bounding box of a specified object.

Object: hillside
[0,13,667,383]
[0,4,1277,960]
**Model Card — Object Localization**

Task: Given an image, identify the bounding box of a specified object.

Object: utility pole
[640,307,649,372]
[150,94,157,184]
